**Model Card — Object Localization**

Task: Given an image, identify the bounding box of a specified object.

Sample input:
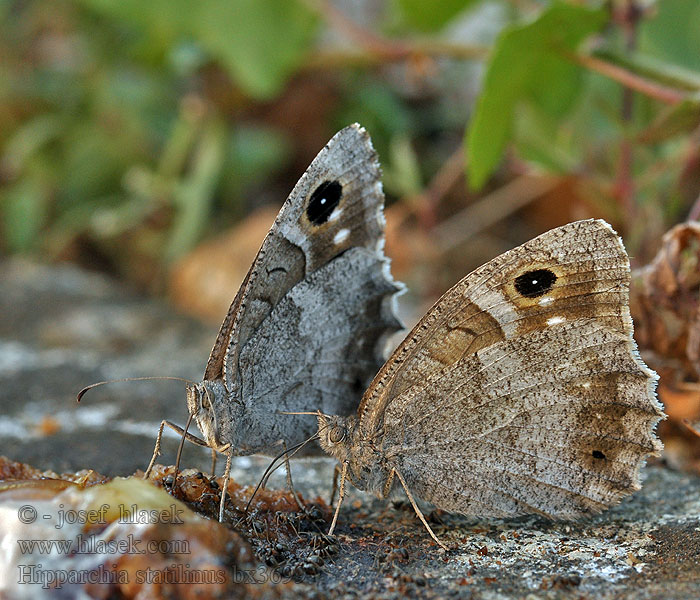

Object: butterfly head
[317,414,355,462]
[186,380,230,448]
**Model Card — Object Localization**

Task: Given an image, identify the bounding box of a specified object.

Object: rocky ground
[0,258,698,599]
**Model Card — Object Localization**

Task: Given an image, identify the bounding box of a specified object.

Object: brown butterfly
[316,219,665,548]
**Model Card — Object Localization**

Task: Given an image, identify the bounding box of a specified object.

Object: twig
[311,0,410,59]
[566,52,686,106]
[304,41,488,71]
[301,0,487,69]
[430,174,562,254]
[613,0,642,221]
[405,143,466,231]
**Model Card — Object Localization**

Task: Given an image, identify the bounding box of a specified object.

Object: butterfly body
[320,219,665,539]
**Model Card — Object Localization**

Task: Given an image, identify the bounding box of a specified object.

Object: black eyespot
[592,450,606,460]
[514,268,557,298]
[307,180,342,225]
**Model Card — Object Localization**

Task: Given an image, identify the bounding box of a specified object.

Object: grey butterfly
[144,124,403,518]
[317,219,665,548]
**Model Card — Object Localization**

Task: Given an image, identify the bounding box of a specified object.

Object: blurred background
[2,0,699,322]
[0,0,699,489]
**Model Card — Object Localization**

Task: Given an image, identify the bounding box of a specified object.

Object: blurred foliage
[1,0,699,288]
[467,3,608,190]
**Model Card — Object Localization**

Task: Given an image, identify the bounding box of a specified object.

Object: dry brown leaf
[631,222,700,473]
[631,221,700,382]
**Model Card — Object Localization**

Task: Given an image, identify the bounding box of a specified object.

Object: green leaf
[76,0,194,42]
[514,103,580,174]
[524,52,584,118]
[466,3,607,190]
[640,0,700,72]
[78,0,318,99]
[395,0,479,31]
[193,0,318,99]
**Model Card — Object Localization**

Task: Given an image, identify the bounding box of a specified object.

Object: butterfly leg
[328,461,348,536]
[280,440,306,511]
[329,463,341,506]
[143,420,209,479]
[210,448,217,478]
[218,447,233,523]
[392,468,448,551]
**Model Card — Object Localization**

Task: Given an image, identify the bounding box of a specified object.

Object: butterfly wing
[359,219,663,517]
[236,246,399,453]
[203,124,402,454]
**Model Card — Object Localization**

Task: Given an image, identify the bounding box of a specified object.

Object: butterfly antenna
[77,376,196,402]
[244,419,335,513]
[262,419,337,493]
[244,432,321,514]
[259,434,315,490]
[244,439,309,514]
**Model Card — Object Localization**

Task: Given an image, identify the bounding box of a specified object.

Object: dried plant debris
[631,221,700,473]
[146,464,339,579]
[631,221,700,381]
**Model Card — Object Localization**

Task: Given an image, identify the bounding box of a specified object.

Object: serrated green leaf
[466,3,607,190]
[395,0,479,31]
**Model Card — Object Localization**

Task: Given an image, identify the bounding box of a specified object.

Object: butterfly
[316,219,665,548]
[142,124,403,519]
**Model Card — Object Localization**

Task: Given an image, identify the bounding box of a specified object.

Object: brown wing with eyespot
[356,219,664,517]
